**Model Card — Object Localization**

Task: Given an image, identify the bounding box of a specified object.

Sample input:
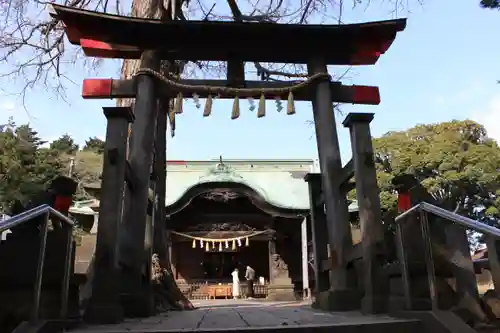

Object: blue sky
[1,0,498,163]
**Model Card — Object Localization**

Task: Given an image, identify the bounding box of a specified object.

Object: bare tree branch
[0,0,415,104]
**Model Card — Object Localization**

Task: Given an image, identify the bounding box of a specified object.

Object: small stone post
[343,112,388,314]
[84,106,134,324]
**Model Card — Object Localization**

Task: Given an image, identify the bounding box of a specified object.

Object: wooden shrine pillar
[343,113,388,314]
[307,57,358,310]
[119,50,160,317]
[84,107,134,324]
[153,99,168,263]
[304,174,330,296]
[301,217,310,299]
[267,236,295,301]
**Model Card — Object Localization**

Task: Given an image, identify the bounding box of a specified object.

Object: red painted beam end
[167,160,186,165]
[80,38,141,59]
[397,193,411,213]
[352,85,380,105]
[82,79,113,99]
[80,38,114,50]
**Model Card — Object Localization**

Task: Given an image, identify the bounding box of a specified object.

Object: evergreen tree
[365,120,500,226]
[480,0,500,9]
[83,136,105,154]
[0,120,64,211]
[50,133,79,154]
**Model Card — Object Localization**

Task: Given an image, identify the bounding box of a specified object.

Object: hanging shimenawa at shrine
[175,229,261,253]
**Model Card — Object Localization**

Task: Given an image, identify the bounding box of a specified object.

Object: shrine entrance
[201,251,238,280]
[48,3,408,324]
[165,176,309,300]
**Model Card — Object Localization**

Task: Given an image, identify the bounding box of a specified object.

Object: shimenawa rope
[134,68,330,95]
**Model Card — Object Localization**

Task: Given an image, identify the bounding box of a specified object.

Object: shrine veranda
[49,3,406,320]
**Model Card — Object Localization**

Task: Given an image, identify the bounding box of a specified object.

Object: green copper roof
[70,159,359,213]
[165,159,358,212]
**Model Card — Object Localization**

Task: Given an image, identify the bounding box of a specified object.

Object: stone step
[53,300,424,333]
[15,318,425,333]
[35,319,422,333]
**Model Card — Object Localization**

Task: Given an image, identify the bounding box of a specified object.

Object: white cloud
[471,95,500,142]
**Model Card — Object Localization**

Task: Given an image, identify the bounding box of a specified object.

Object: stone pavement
[67,299,415,332]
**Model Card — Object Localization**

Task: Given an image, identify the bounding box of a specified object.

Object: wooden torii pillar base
[308,58,361,311]
[84,107,134,324]
[118,50,159,318]
[343,112,388,314]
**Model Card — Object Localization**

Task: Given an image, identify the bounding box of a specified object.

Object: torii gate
[48,4,406,324]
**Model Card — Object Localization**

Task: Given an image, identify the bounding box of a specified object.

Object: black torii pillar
[84,107,134,324]
[343,112,388,314]
[119,50,160,317]
[307,57,358,310]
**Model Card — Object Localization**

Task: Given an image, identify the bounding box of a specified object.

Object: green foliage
[50,133,79,154]
[72,150,103,200]
[0,118,64,211]
[480,0,500,9]
[0,118,106,211]
[82,136,105,154]
[56,144,104,201]
[371,120,500,227]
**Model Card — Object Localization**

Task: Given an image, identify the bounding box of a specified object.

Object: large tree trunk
[120,0,193,312]
[76,0,193,314]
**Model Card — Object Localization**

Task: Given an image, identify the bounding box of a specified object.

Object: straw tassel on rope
[231,96,240,119]
[257,93,265,118]
[168,109,176,138]
[287,91,296,115]
[174,92,183,114]
[203,94,213,117]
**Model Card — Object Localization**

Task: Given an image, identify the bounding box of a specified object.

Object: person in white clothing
[231,268,240,299]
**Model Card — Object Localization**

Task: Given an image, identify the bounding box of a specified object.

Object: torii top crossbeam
[49,4,406,65]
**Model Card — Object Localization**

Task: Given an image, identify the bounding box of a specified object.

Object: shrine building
[70,158,360,300]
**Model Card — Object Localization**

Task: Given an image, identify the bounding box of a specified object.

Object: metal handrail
[0,204,75,324]
[0,204,73,232]
[395,202,500,238]
[394,201,500,311]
